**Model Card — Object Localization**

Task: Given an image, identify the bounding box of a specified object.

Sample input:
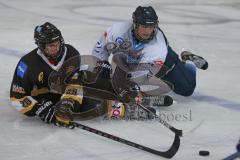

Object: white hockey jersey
[92,21,169,64]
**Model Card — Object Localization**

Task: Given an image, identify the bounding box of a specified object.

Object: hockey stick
[223,151,240,160]
[72,121,180,159]
[137,103,183,136]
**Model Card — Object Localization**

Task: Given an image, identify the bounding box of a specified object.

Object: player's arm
[53,84,83,125]
[10,60,55,120]
[92,26,116,61]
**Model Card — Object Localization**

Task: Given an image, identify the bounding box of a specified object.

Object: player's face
[136,24,155,40]
[44,41,60,58]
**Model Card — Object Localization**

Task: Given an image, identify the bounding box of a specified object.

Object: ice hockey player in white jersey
[92,6,208,97]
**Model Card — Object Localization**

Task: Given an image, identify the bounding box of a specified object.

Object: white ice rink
[0,0,240,159]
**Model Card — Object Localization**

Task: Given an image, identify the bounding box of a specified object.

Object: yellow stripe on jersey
[10,96,37,114]
[61,84,83,104]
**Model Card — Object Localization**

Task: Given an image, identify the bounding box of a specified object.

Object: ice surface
[0,0,239,159]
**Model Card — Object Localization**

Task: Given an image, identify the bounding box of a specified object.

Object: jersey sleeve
[10,60,44,116]
[92,26,115,61]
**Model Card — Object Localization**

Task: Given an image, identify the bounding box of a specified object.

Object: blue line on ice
[193,93,240,112]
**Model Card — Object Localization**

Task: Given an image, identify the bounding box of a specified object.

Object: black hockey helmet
[34,22,65,61]
[133,6,158,26]
[132,6,159,42]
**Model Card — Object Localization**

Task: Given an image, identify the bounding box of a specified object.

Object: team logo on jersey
[38,72,44,83]
[20,97,33,108]
[115,37,124,45]
[12,84,26,94]
[17,61,28,78]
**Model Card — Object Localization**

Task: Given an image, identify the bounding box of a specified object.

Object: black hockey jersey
[10,44,80,116]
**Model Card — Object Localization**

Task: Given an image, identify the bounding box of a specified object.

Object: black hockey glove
[36,99,75,129]
[54,99,75,129]
[40,107,56,123]
[35,100,56,123]
[94,60,112,79]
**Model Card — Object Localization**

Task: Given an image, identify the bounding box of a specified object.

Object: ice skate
[181,51,208,70]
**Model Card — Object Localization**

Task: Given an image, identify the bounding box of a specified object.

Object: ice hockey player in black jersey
[10,22,81,128]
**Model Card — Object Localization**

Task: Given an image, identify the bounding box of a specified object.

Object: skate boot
[181,51,208,70]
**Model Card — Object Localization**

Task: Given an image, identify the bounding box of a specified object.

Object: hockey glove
[35,100,56,123]
[54,99,75,129]
[40,107,56,123]
[94,60,112,79]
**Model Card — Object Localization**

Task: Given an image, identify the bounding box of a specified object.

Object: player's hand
[54,99,75,129]
[95,60,112,79]
[35,100,56,123]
